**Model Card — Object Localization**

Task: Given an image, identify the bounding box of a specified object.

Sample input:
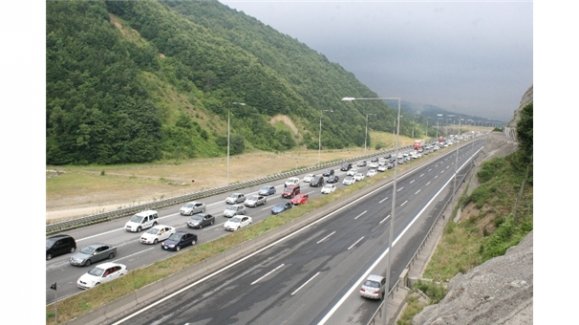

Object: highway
[99,140,484,324]
[46,139,481,309]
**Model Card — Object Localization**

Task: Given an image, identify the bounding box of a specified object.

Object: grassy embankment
[397,151,533,325]
[46,131,417,221]
[45,134,449,324]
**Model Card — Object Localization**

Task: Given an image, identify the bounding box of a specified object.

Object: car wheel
[109,252,115,259]
[70,247,76,253]
[211,219,215,225]
[153,239,158,245]
[46,253,52,260]
[153,221,158,226]
[85,259,91,266]
[192,240,197,245]
[176,246,181,251]
[137,226,142,232]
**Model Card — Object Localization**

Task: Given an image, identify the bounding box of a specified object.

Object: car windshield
[168,233,183,241]
[260,186,270,191]
[146,227,159,234]
[190,214,204,221]
[80,246,96,255]
[231,216,242,223]
[363,280,380,288]
[184,203,195,208]
[250,195,259,200]
[130,215,144,223]
[88,266,105,277]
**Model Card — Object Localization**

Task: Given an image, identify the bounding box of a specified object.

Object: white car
[179,201,206,216]
[224,215,253,231]
[224,204,246,218]
[321,184,337,194]
[124,210,158,232]
[377,165,387,172]
[77,262,128,289]
[366,169,377,177]
[343,176,356,185]
[368,162,379,168]
[346,168,358,176]
[285,177,300,187]
[225,193,246,205]
[353,172,365,181]
[139,225,176,245]
[303,174,314,183]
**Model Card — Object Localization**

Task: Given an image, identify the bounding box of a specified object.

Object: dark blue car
[271,202,292,215]
[259,185,276,196]
[161,232,198,251]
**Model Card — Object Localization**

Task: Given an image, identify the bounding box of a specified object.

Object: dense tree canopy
[47,0,403,164]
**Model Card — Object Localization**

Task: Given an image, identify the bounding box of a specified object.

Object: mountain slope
[46,0,395,164]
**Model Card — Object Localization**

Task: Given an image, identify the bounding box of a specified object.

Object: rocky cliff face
[507,85,533,129]
[412,232,533,325]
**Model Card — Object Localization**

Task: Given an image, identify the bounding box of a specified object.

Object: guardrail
[365,143,481,325]
[46,145,414,235]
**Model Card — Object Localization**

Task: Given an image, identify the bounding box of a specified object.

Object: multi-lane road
[47,139,484,325]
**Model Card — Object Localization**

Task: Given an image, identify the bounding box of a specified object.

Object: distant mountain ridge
[401,101,505,126]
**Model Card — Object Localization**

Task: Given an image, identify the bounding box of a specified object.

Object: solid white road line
[291,272,320,296]
[251,264,285,285]
[348,236,365,250]
[354,210,367,220]
[316,231,336,244]
[379,197,389,204]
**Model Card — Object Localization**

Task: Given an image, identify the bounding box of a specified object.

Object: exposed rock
[412,231,532,325]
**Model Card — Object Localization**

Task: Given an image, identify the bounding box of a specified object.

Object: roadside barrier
[46,145,414,234]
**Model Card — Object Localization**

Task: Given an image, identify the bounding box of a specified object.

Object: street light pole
[318,109,333,165]
[365,113,376,153]
[342,96,400,324]
[227,102,245,185]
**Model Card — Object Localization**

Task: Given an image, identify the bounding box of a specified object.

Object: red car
[282,184,300,199]
[291,193,309,205]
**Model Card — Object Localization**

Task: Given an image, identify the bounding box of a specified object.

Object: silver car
[69,243,116,267]
[224,204,246,218]
[360,274,386,300]
[179,201,206,216]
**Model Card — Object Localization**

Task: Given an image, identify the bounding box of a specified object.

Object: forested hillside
[47,0,405,165]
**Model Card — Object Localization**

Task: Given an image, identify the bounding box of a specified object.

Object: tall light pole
[318,109,333,165]
[365,113,376,153]
[227,102,245,185]
[342,96,400,324]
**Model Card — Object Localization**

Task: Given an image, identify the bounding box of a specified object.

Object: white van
[125,210,159,232]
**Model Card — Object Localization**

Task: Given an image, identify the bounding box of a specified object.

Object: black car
[340,162,352,171]
[322,169,335,177]
[161,232,198,251]
[187,213,215,229]
[46,234,77,260]
[326,175,339,183]
[310,175,324,187]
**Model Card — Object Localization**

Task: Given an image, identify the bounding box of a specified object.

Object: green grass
[399,150,533,322]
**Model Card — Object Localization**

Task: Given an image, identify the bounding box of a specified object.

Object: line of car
[48,145,442,293]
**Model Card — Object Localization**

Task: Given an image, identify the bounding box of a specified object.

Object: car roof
[366,274,384,282]
[94,262,123,269]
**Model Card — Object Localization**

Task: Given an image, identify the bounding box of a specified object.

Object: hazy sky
[219,0,533,122]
